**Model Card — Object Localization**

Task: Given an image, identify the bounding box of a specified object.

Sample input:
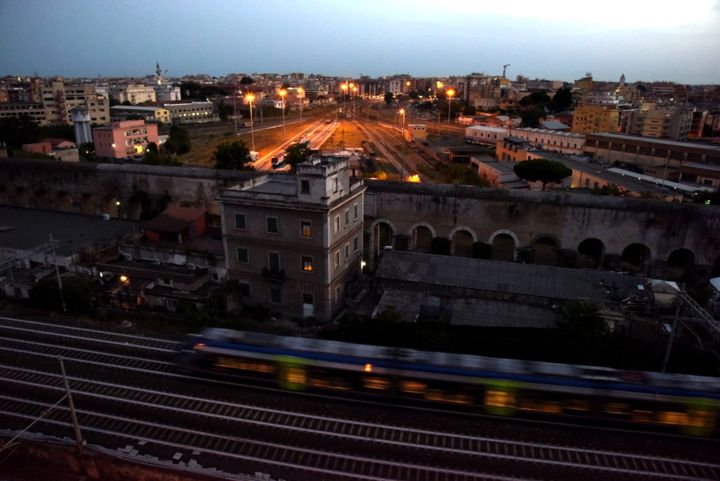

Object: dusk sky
[1,0,719,83]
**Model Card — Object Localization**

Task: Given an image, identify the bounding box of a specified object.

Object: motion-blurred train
[178,328,720,436]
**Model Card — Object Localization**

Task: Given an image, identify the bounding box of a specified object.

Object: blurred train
[178,328,720,436]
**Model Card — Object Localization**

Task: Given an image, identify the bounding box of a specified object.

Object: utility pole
[661,296,682,372]
[59,357,85,455]
[50,233,67,313]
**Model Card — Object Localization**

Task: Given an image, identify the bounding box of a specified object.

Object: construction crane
[502,64,511,79]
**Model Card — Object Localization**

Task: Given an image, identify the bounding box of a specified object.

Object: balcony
[261,267,285,280]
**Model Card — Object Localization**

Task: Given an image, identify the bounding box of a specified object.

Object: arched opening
[373,221,394,259]
[577,238,604,268]
[533,236,559,265]
[453,230,474,257]
[621,243,651,273]
[492,233,516,261]
[411,225,433,252]
[80,193,95,214]
[666,248,695,281]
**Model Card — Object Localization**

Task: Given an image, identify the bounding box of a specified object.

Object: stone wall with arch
[363,182,720,275]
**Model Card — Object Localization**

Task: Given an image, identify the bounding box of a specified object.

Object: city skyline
[0,0,719,84]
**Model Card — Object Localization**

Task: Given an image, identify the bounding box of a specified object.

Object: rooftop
[587,133,720,153]
[375,250,639,304]
[0,206,138,257]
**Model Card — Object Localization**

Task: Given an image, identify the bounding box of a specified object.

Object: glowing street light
[399,108,406,181]
[297,87,304,128]
[446,88,456,124]
[351,85,358,119]
[340,82,348,118]
[246,93,256,151]
[279,89,287,138]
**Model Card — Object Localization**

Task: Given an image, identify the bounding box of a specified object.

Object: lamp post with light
[399,108,406,181]
[351,84,358,119]
[446,88,455,124]
[340,82,348,118]
[246,93,256,152]
[298,87,304,127]
[279,89,287,138]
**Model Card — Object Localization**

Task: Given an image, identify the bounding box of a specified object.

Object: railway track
[1,317,719,480]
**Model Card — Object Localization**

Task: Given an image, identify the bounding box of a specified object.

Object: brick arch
[488,229,520,247]
[449,226,478,243]
[489,229,519,261]
[450,226,477,257]
[408,222,435,252]
[369,218,397,261]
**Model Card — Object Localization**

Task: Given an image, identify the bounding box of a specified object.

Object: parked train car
[178,328,720,436]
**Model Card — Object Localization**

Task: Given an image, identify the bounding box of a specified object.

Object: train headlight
[364,363,373,372]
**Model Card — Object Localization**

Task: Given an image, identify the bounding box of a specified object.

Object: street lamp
[297,87,304,128]
[446,88,455,124]
[351,85,357,119]
[399,108,406,181]
[246,93,256,152]
[340,82,348,118]
[233,89,239,136]
[279,89,287,138]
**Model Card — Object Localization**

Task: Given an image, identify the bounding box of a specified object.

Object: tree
[240,76,254,85]
[214,140,252,170]
[513,159,571,190]
[550,87,573,112]
[462,104,477,116]
[164,125,191,155]
[520,107,543,127]
[384,92,394,105]
[217,102,232,121]
[284,141,314,171]
[146,141,158,154]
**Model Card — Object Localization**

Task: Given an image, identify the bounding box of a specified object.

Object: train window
[286,367,307,384]
[688,409,716,428]
[214,357,274,374]
[565,399,590,413]
[658,411,688,426]
[363,376,390,390]
[401,380,426,394]
[632,410,654,423]
[604,402,630,416]
[485,390,516,408]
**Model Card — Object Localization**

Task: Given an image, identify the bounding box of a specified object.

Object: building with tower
[219,154,366,321]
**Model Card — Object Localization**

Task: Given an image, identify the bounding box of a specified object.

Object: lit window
[301,220,312,237]
[302,256,313,272]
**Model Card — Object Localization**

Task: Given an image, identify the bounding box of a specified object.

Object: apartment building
[162,101,217,123]
[0,103,46,125]
[220,155,366,322]
[571,104,620,134]
[110,84,157,104]
[110,105,171,124]
[624,104,693,140]
[41,77,110,126]
[92,119,159,159]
